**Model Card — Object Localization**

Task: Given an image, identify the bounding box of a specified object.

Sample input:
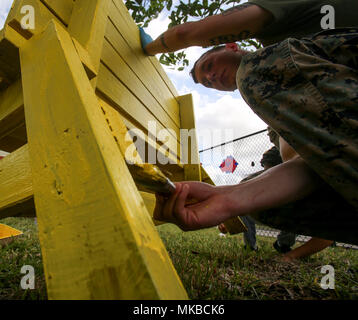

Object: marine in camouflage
[237,28,358,244]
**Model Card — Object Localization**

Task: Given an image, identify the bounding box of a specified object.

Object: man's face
[194,47,242,91]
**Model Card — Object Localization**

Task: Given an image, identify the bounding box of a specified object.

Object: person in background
[219,146,282,251]
[150,2,358,250]
[140,1,357,56]
[266,128,297,254]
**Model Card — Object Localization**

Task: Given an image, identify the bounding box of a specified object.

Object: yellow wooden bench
[0,0,246,299]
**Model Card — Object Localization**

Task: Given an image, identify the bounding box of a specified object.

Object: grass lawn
[1,217,357,300]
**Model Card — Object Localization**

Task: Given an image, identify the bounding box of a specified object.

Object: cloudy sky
[144,0,267,149]
[0,0,12,29]
[0,0,267,153]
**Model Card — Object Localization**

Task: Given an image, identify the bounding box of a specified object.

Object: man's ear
[225,43,239,52]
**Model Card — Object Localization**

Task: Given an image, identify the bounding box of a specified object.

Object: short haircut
[190,45,226,83]
[260,146,282,168]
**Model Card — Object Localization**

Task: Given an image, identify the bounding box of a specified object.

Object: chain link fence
[199,129,357,250]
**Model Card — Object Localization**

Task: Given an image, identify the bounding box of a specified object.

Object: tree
[125,0,262,70]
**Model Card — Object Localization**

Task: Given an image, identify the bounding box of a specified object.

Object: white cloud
[144,3,268,150]
[0,0,13,30]
[0,1,266,157]
[194,94,267,149]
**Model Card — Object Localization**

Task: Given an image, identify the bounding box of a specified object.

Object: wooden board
[21,20,187,300]
[111,0,179,99]
[40,0,74,25]
[0,143,168,224]
[101,37,180,133]
[106,8,180,127]
[0,145,35,219]
[178,94,201,181]
[68,0,110,72]
[0,37,21,89]
[96,63,181,160]
[0,79,27,152]
[6,0,69,40]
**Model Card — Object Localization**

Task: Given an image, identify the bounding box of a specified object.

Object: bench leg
[20,20,187,300]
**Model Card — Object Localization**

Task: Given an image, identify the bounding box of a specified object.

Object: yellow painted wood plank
[139,191,166,226]
[178,94,201,182]
[97,95,183,171]
[96,63,181,160]
[101,38,180,134]
[120,114,185,182]
[6,0,67,40]
[21,20,187,299]
[0,24,28,48]
[41,0,74,25]
[0,144,35,219]
[0,79,23,123]
[0,34,21,89]
[111,0,179,99]
[104,16,181,128]
[68,0,111,72]
[71,37,97,79]
[0,133,27,152]
[0,79,27,152]
[98,95,170,224]
[0,142,182,222]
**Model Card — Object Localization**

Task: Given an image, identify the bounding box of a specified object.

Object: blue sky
[145,0,267,149]
[0,0,267,154]
[0,0,12,29]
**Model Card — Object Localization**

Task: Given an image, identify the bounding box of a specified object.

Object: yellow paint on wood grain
[40,0,74,25]
[6,0,68,39]
[21,20,187,300]
[178,94,201,182]
[69,0,111,72]
[111,0,179,98]
[0,145,35,219]
[104,11,180,127]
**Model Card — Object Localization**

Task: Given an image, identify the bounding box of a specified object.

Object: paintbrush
[127,163,176,195]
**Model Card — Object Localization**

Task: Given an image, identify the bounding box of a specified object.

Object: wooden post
[20,20,187,300]
[178,94,202,182]
[68,0,111,73]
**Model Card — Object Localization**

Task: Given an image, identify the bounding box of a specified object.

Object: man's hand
[154,182,235,231]
[139,27,154,55]
[154,158,323,232]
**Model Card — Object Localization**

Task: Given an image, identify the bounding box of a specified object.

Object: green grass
[1,217,358,300]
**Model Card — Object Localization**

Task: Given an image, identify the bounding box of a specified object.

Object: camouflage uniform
[237,28,358,245]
